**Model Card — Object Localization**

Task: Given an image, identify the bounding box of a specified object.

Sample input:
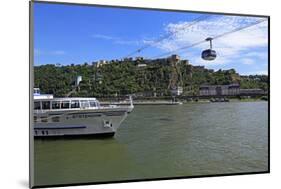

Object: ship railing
[99,95,134,107]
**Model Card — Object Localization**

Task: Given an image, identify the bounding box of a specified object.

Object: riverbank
[100,97,267,106]
[100,101,183,106]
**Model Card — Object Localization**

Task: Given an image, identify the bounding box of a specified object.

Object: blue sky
[34,2,268,75]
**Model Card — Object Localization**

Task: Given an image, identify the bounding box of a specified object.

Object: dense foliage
[34,60,268,97]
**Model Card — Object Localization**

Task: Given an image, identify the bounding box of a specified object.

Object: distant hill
[34,58,268,97]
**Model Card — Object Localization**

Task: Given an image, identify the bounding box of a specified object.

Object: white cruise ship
[33,88,134,137]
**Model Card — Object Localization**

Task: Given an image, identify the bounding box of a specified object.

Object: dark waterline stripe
[34,125,87,130]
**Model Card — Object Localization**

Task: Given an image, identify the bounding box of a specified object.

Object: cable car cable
[151,18,267,59]
[123,14,212,58]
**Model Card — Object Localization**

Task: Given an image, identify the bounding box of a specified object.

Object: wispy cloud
[35,49,66,56]
[115,40,140,46]
[91,34,140,46]
[241,70,268,75]
[91,34,116,40]
[146,15,268,74]
[241,58,255,65]
[243,51,268,59]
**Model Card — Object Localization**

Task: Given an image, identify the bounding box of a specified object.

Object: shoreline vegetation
[34,56,268,99]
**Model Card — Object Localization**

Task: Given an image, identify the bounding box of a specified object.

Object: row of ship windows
[34,116,60,123]
[34,100,100,110]
[35,130,48,135]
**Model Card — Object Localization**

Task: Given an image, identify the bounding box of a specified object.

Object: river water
[34,101,268,186]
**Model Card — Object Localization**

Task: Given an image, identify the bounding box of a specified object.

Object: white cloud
[243,51,268,59]
[114,40,140,46]
[151,16,268,63]
[241,70,268,75]
[91,34,140,46]
[241,58,255,65]
[35,49,66,56]
[91,34,116,40]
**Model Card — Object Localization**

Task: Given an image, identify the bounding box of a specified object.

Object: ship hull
[33,106,133,137]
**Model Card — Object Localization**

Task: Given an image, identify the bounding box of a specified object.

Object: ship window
[89,100,96,107]
[34,101,41,110]
[61,101,70,109]
[80,100,89,108]
[42,101,50,110]
[34,116,37,123]
[96,101,101,108]
[52,116,60,122]
[71,100,80,108]
[41,116,48,122]
[34,88,40,94]
[52,101,61,109]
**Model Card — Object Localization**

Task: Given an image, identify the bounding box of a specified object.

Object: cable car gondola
[201,37,217,61]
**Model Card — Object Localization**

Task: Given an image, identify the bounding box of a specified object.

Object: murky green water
[34,101,268,186]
